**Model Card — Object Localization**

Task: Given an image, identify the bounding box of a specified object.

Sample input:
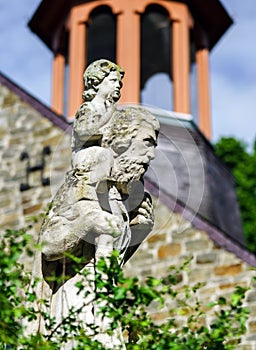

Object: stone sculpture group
[34,59,159,348]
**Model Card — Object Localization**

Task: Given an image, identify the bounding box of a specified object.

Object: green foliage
[0,229,250,349]
[0,228,34,347]
[215,137,256,252]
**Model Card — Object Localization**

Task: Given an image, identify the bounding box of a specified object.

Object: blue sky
[0,0,255,149]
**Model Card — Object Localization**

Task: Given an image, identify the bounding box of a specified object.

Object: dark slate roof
[144,110,256,267]
[28,0,233,52]
[0,72,70,132]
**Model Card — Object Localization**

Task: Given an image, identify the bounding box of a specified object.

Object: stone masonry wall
[0,84,71,266]
[124,196,256,349]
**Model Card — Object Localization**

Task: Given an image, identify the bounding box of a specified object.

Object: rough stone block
[248,320,256,334]
[147,233,167,244]
[172,228,197,242]
[246,334,256,342]
[196,252,217,264]
[246,291,256,303]
[158,243,182,259]
[214,264,243,276]
[129,250,154,265]
[185,239,210,253]
[189,267,213,283]
[23,204,42,215]
[0,212,21,229]
[236,344,253,350]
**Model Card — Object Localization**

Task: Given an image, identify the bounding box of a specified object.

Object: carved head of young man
[72,59,125,154]
[82,59,124,103]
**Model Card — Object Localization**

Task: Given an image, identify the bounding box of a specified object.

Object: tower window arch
[87,6,116,65]
[140,4,173,109]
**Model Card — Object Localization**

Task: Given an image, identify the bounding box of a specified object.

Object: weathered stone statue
[33,59,159,348]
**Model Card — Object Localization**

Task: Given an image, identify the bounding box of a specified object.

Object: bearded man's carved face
[110,124,157,184]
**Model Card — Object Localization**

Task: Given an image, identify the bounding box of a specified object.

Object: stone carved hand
[122,193,154,264]
[130,193,154,228]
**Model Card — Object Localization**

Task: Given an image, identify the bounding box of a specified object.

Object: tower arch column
[52,53,65,115]
[116,6,140,104]
[172,7,190,114]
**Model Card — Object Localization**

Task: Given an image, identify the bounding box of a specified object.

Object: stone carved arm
[72,106,102,151]
[72,103,114,148]
[41,202,123,262]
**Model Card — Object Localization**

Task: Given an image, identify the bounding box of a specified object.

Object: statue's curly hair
[82,59,124,101]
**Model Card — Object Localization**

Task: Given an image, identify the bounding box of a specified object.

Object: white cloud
[210,0,256,147]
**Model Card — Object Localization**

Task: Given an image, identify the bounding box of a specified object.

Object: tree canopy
[215,137,256,252]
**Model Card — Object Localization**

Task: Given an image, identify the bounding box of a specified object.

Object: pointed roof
[28,0,233,51]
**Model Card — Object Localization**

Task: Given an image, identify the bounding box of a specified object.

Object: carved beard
[110,156,147,184]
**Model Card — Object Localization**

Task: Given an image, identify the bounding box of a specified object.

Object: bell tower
[29,0,232,139]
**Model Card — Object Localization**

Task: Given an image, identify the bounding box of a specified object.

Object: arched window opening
[141,73,173,110]
[87,6,116,65]
[140,4,172,109]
